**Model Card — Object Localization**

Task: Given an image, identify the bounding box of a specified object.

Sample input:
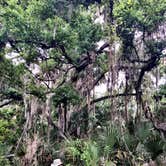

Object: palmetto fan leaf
[97,125,120,157]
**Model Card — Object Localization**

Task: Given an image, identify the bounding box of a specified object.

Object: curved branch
[90,93,136,104]
[96,42,110,54]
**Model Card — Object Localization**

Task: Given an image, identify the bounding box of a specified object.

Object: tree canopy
[0,0,166,165]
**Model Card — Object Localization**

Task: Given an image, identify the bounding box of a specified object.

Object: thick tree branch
[88,71,107,92]
[90,93,136,104]
[93,71,106,87]
[8,38,76,66]
[96,42,110,54]
[135,56,159,93]
[0,99,14,107]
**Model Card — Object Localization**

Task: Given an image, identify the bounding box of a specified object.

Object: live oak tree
[0,0,166,165]
[0,0,103,165]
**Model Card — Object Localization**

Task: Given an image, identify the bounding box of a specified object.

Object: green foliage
[143,133,165,160]
[0,152,10,166]
[114,0,166,32]
[81,141,99,166]
[65,139,84,165]
[96,53,109,72]
[145,40,166,58]
[40,59,57,72]
[65,139,99,166]
[70,7,102,54]
[2,88,22,100]
[114,0,166,60]
[95,102,111,126]
[125,122,166,162]
[0,0,165,165]
[0,57,24,88]
[97,125,120,158]
[0,108,18,144]
[0,0,102,65]
[64,124,159,165]
[26,83,46,100]
[158,84,166,96]
[53,84,81,106]
[0,107,22,165]
[122,131,139,152]
[135,122,152,143]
